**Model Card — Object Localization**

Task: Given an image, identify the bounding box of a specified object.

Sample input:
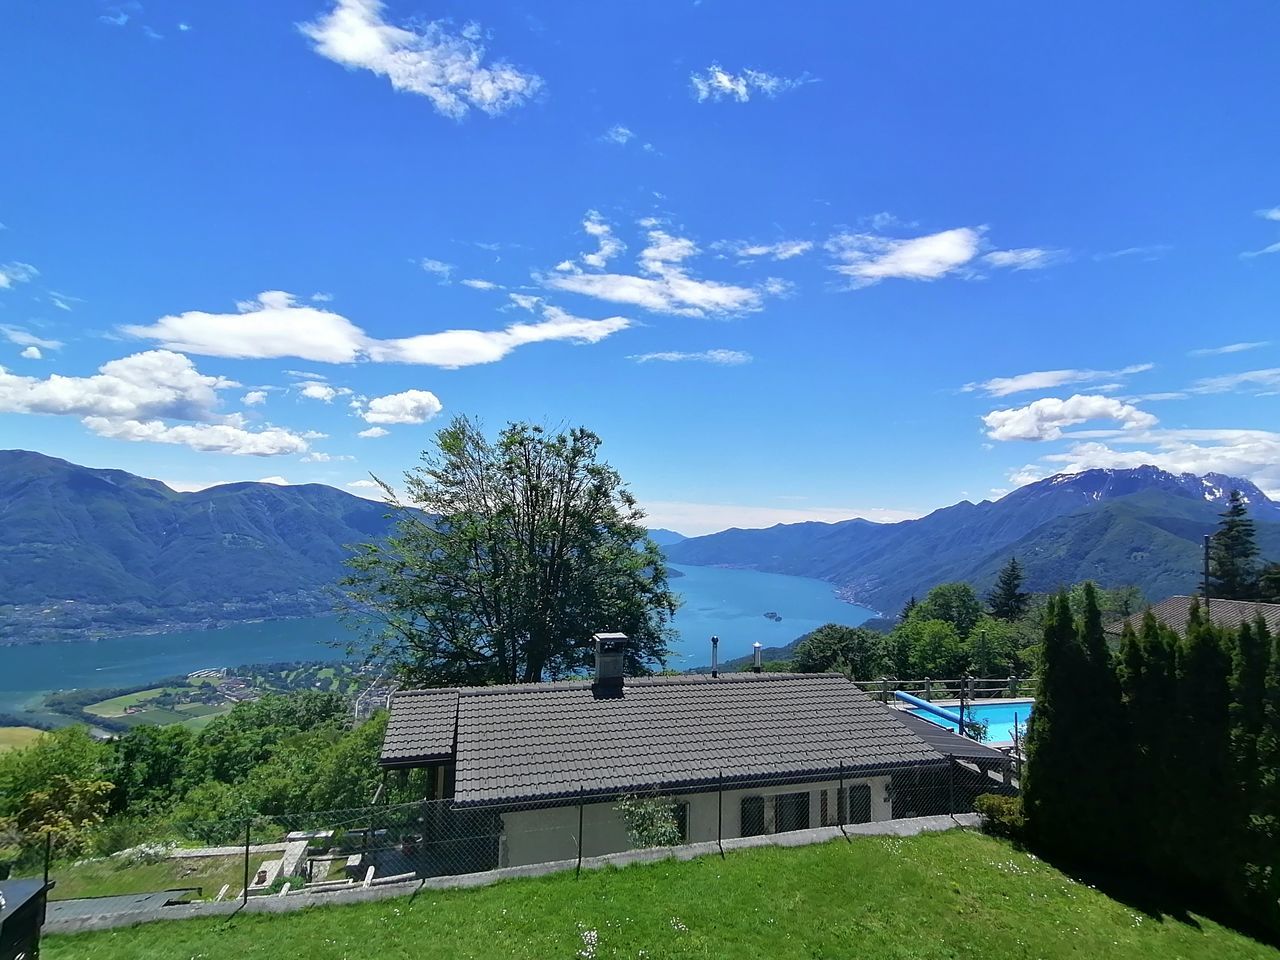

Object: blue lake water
[0,563,874,720]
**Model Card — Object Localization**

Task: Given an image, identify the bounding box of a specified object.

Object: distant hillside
[666,467,1280,614]
[645,528,687,547]
[0,450,395,641]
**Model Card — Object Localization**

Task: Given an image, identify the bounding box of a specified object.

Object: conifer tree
[987,556,1031,621]
[1209,489,1260,600]
[899,595,918,622]
[1230,619,1272,806]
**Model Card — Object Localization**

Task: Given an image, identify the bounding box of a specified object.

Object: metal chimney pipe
[711,636,720,678]
[752,642,763,673]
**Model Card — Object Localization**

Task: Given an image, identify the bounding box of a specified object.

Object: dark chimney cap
[592,632,628,696]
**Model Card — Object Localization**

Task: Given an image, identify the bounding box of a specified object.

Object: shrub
[615,795,683,848]
[974,794,1025,841]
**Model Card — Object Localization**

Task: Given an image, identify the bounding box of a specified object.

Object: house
[1106,595,1280,638]
[378,634,997,870]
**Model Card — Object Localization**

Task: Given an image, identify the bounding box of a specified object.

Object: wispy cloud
[1,325,64,351]
[642,500,918,537]
[689,63,813,103]
[125,291,630,368]
[1241,241,1280,259]
[965,363,1153,397]
[981,247,1064,270]
[1092,244,1170,262]
[1189,341,1270,357]
[723,239,813,261]
[460,278,500,290]
[1191,368,1280,395]
[629,349,751,365]
[543,215,770,317]
[0,262,38,290]
[826,227,983,288]
[299,0,542,119]
[420,258,454,282]
[601,125,633,145]
[1256,206,1280,222]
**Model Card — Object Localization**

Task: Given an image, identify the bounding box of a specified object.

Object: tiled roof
[380,689,458,765]
[891,710,1010,762]
[1107,595,1280,637]
[381,673,946,806]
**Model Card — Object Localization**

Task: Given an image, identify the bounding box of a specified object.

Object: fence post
[43,831,51,888]
[838,761,849,841]
[716,770,724,858]
[924,677,931,702]
[575,786,584,877]
[879,676,889,704]
[242,819,251,905]
[947,756,956,818]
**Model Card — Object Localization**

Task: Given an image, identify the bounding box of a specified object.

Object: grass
[82,688,172,718]
[45,831,1278,960]
[0,725,45,750]
[49,854,248,902]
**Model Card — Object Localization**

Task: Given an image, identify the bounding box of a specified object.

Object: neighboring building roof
[380,689,459,766]
[891,710,1009,762]
[380,673,946,807]
[1106,595,1280,637]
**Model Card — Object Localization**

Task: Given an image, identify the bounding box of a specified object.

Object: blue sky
[2,1,1279,534]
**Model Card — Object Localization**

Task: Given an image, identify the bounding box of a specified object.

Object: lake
[0,564,873,721]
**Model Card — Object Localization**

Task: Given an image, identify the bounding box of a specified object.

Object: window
[774,792,810,833]
[740,796,765,837]
[838,784,873,824]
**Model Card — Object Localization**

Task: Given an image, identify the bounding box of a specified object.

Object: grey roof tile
[381,673,946,806]
[1107,595,1280,636]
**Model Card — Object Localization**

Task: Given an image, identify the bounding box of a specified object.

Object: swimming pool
[907,699,1034,744]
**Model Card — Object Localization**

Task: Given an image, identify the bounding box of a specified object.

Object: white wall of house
[498,775,891,868]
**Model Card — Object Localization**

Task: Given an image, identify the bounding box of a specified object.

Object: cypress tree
[988,556,1031,621]
[899,595,918,622]
[1253,621,1280,930]
[1175,599,1235,896]
[1076,582,1129,854]
[1230,619,1271,806]
[1209,490,1261,600]
[1023,592,1087,853]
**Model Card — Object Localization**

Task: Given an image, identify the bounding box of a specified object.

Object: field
[48,853,248,902]
[0,725,45,751]
[80,683,225,728]
[45,831,1278,960]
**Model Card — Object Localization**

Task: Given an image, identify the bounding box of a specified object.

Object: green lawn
[45,831,1277,960]
[82,688,172,718]
[49,853,247,902]
[0,725,45,751]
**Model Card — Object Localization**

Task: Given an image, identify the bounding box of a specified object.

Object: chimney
[752,642,763,673]
[711,636,720,678]
[592,632,628,696]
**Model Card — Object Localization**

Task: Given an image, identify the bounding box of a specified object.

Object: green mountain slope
[667,467,1280,613]
[0,451,394,638]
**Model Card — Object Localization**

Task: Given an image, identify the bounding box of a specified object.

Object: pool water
[908,699,1034,744]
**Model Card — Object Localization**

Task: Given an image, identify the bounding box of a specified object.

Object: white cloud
[0,262,38,290]
[84,418,309,456]
[299,0,542,119]
[346,479,379,489]
[20,346,41,360]
[1241,241,1280,259]
[642,500,919,537]
[1,326,63,351]
[126,290,629,368]
[982,247,1061,270]
[825,227,982,288]
[507,293,542,311]
[242,389,268,406]
[601,124,633,145]
[356,388,443,425]
[357,426,389,438]
[1256,206,1280,222]
[630,349,751,365]
[460,278,499,290]
[0,349,311,456]
[1190,341,1270,357]
[580,210,625,269]
[258,476,290,485]
[421,258,454,281]
[1093,244,1170,261]
[689,64,811,103]
[965,363,1153,397]
[728,240,813,261]
[300,451,355,463]
[299,381,352,402]
[982,394,1159,442]
[544,217,767,317]
[1191,368,1280,395]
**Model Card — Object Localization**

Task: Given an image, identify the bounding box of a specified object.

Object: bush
[615,795,683,848]
[974,794,1025,841]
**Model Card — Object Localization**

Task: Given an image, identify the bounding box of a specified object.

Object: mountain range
[665,466,1280,616]
[3,452,1278,642]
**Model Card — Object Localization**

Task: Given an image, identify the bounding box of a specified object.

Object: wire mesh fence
[3,754,1018,907]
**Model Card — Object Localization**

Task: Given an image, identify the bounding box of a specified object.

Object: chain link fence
[3,754,1017,909]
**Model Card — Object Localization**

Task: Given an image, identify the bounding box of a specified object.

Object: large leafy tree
[910,582,983,639]
[987,557,1030,621]
[343,417,678,685]
[1209,489,1260,600]
[792,624,885,678]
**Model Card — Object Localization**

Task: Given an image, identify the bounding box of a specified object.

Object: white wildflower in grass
[576,923,599,959]
[669,916,688,932]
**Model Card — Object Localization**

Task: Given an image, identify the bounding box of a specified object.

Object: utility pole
[1203,534,1212,615]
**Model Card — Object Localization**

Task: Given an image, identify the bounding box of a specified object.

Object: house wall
[498,775,891,868]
